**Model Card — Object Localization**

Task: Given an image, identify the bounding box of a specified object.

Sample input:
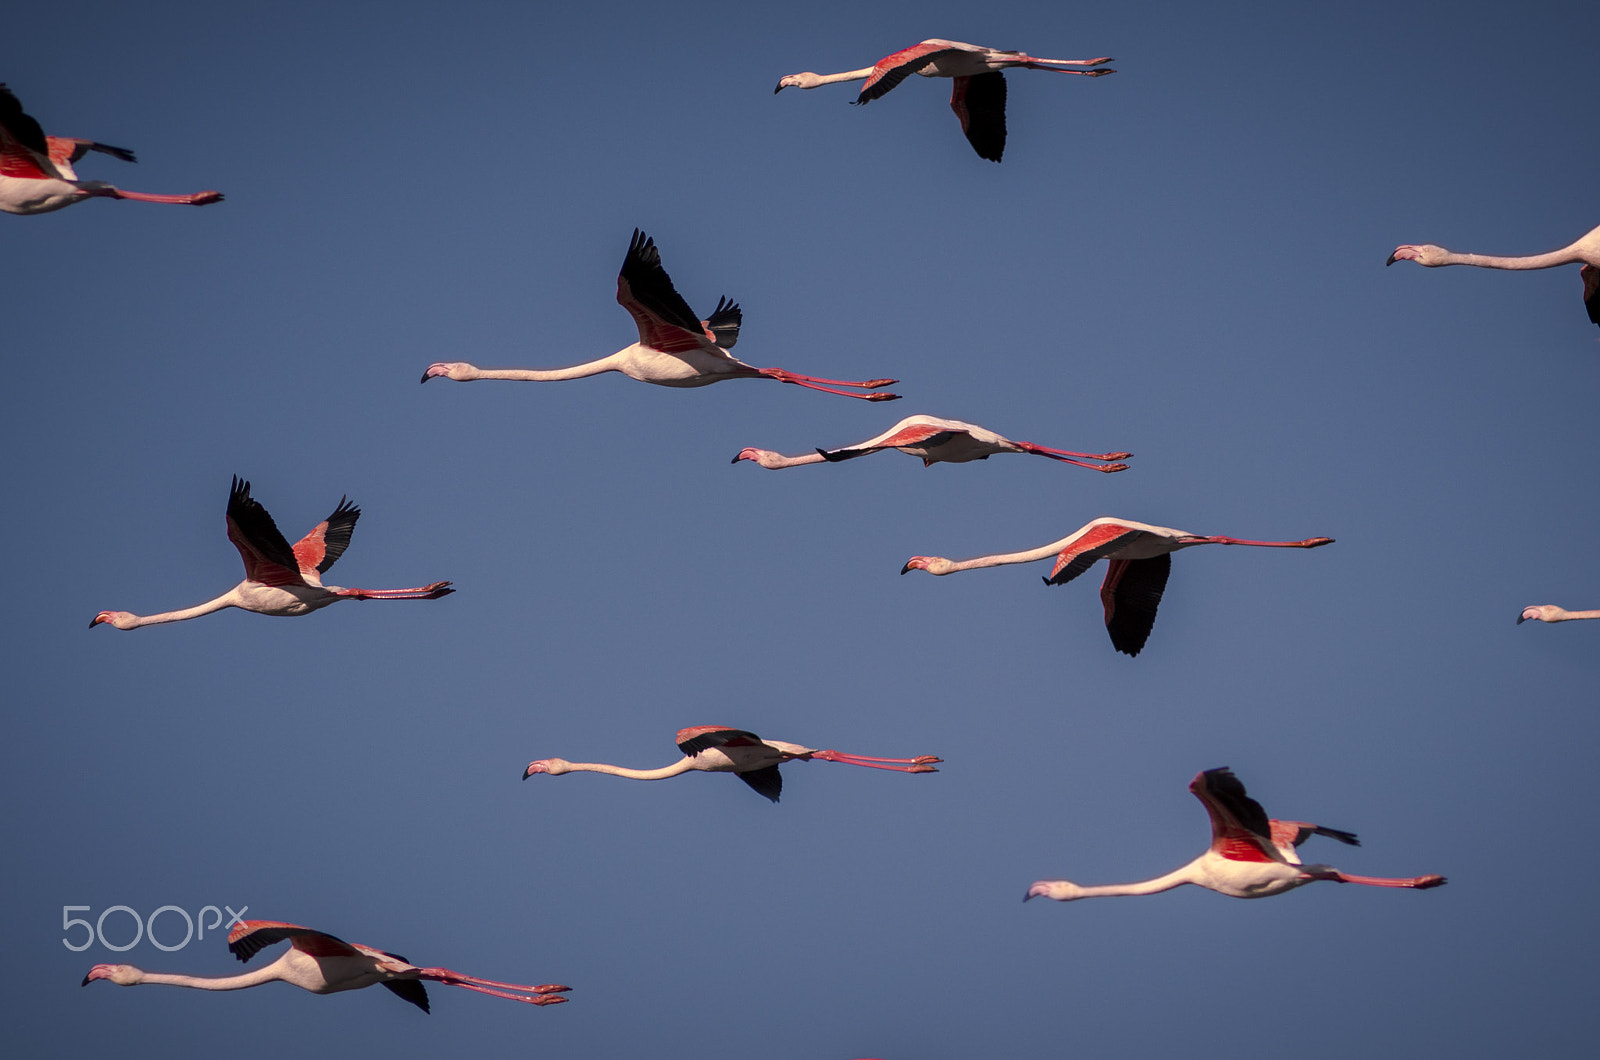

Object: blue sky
[4,1,1598,1056]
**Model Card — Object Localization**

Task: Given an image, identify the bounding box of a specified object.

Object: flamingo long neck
[809,67,879,87]
[946,542,1069,572]
[772,451,829,468]
[128,594,237,627]
[133,964,285,991]
[1071,864,1199,899]
[1553,609,1600,621]
[459,355,627,382]
[563,758,699,781]
[1448,244,1588,270]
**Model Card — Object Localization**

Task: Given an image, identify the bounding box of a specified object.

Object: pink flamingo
[1025,768,1447,902]
[90,477,452,630]
[1518,604,1600,624]
[901,516,1333,656]
[0,84,222,215]
[774,39,1114,161]
[83,920,569,1011]
[1387,223,1600,327]
[422,230,899,401]
[733,413,1130,471]
[523,726,942,803]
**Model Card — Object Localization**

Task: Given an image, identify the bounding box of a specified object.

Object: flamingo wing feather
[1099,554,1171,657]
[292,496,360,577]
[857,42,960,102]
[676,726,764,756]
[382,979,431,1012]
[949,72,1007,161]
[1581,265,1599,326]
[227,921,363,962]
[1190,768,1278,862]
[1045,524,1147,586]
[737,764,784,803]
[616,229,720,354]
[226,477,307,587]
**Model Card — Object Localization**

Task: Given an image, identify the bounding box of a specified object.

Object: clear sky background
[4,1,1598,1056]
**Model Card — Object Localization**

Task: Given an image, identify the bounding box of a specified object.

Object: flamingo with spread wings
[775,39,1114,161]
[90,477,452,630]
[1025,768,1447,902]
[0,84,222,215]
[734,413,1130,471]
[902,517,1333,656]
[83,920,569,1011]
[524,725,941,803]
[422,230,899,401]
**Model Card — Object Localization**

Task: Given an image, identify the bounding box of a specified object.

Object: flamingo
[1518,604,1600,624]
[422,230,899,401]
[1387,223,1600,327]
[523,725,942,803]
[90,477,453,630]
[1025,768,1447,902]
[0,84,222,215]
[901,516,1333,656]
[774,39,1114,162]
[733,414,1131,471]
[82,920,570,1011]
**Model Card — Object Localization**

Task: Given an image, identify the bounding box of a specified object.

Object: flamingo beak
[1515,613,1528,624]
[773,82,786,95]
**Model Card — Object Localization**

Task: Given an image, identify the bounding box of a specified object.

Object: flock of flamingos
[8,33,1597,1030]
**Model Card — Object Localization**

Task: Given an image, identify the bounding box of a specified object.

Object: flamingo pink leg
[335,581,455,600]
[89,188,224,205]
[1312,871,1447,889]
[756,368,902,401]
[447,982,569,1004]
[1014,442,1131,472]
[1186,536,1335,548]
[809,750,942,772]
[417,967,570,993]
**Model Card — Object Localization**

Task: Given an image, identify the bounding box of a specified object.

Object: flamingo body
[1025,768,1446,902]
[774,39,1114,161]
[90,477,452,630]
[1387,223,1600,327]
[734,414,1131,471]
[0,84,222,215]
[422,230,899,401]
[901,517,1334,656]
[524,725,941,803]
[83,920,570,1011]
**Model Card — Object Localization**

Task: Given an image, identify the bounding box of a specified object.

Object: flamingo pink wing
[225,477,308,588]
[227,921,364,962]
[0,85,52,178]
[1045,523,1147,586]
[857,42,959,102]
[616,229,722,354]
[291,496,360,578]
[1189,768,1278,863]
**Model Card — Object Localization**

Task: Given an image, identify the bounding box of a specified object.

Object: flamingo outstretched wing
[616,230,726,355]
[949,71,1007,161]
[48,136,135,167]
[1190,768,1279,863]
[0,85,55,179]
[292,496,360,582]
[1099,554,1171,657]
[856,40,968,103]
[701,296,742,349]
[225,477,307,588]
[1582,265,1599,326]
[820,419,966,462]
[676,726,765,756]
[381,979,431,1012]
[1044,522,1150,586]
[227,921,366,962]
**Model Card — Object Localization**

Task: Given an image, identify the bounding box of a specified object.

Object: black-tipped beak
[773,82,785,95]
[1384,253,1398,266]
[88,617,98,628]
[419,371,431,383]
[730,454,741,464]
[1516,613,1528,624]
[899,563,913,575]
[81,974,93,986]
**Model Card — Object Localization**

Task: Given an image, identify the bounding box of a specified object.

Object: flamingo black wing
[950,72,1007,162]
[0,84,49,158]
[617,229,707,344]
[1100,554,1171,657]
[228,921,362,962]
[225,478,305,587]
[856,43,960,103]
[1582,265,1599,326]
[702,296,742,349]
[676,727,765,756]
[293,496,361,576]
[1044,524,1148,587]
[382,979,431,1013]
[737,764,784,803]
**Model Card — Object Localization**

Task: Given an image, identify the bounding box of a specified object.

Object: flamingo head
[732,448,782,468]
[900,556,953,576]
[1518,605,1560,624]
[82,964,143,986]
[1385,244,1450,267]
[523,758,571,779]
[90,611,137,630]
[420,362,474,384]
[774,73,821,93]
[1024,880,1086,902]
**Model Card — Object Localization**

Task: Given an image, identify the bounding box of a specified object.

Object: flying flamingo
[523,726,942,803]
[733,413,1131,471]
[1024,767,1447,902]
[90,477,453,630]
[422,230,899,401]
[0,84,222,215]
[1518,604,1600,624]
[83,920,569,1012]
[901,516,1333,656]
[774,39,1114,162]
[1387,223,1600,327]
